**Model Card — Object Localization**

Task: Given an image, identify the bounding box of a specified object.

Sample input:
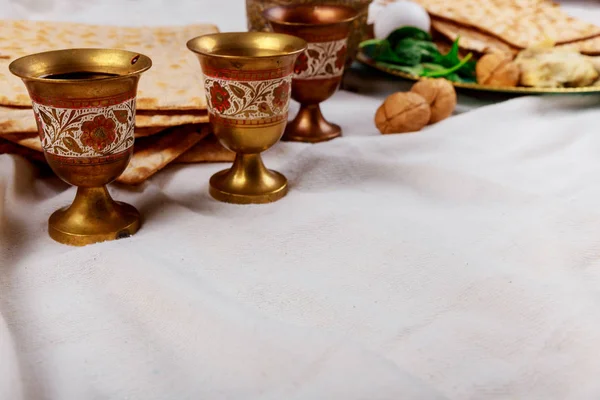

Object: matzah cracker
[116,124,208,185]
[174,134,235,163]
[0,137,46,163]
[0,106,208,134]
[134,111,209,128]
[134,127,168,138]
[135,113,208,128]
[431,16,600,57]
[558,35,600,55]
[411,0,600,48]
[2,132,42,152]
[0,20,218,110]
[431,19,519,56]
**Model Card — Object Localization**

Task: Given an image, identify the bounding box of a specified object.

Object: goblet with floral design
[187,32,306,204]
[9,48,152,246]
[264,4,359,142]
[245,0,373,68]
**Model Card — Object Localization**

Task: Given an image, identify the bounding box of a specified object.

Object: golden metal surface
[357,50,600,95]
[264,5,359,143]
[187,32,306,204]
[284,103,341,143]
[9,48,151,246]
[49,187,141,245]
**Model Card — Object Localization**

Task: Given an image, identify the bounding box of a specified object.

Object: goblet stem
[209,152,288,204]
[71,186,117,217]
[232,153,268,184]
[283,103,342,143]
[48,186,140,246]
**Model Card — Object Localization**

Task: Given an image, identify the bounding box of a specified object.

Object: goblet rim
[262,4,360,27]
[8,48,152,83]
[186,32,307,60]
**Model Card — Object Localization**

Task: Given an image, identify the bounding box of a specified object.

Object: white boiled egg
[373,1,431,39]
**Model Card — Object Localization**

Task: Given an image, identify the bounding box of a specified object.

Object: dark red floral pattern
[335,45,347,70]
[80,115,117,152]
[210,82,231,113]
[294,52,309,75]
[272,81,289,109]
[258,102,270,114]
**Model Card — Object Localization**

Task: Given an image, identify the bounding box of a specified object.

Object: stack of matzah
[0,20,234,185]
[373,0,600,56]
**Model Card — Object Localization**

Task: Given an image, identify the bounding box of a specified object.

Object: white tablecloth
[3,1,600,399]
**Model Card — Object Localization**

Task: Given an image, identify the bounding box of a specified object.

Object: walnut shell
[374,92,430,134]
[410,79,457,124]
[476,53,520,87]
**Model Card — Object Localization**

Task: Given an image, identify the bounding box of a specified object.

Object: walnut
[374,92,430,134]
[476,53,520,87]
[410,79,456,124]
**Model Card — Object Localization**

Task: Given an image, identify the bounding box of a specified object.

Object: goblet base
[283,104,341,143]
[48,186,140,246]
[209,153,288,204]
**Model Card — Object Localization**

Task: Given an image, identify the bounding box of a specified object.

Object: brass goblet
[245,0,373,68]
[9,48,152,246]
[264,5,359,143]
[187,32,306,204]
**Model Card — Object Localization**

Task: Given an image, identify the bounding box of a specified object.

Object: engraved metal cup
[264,5,359,143]
[245,0,372,67]
[187,32,306,204]
[9,48,152,246]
